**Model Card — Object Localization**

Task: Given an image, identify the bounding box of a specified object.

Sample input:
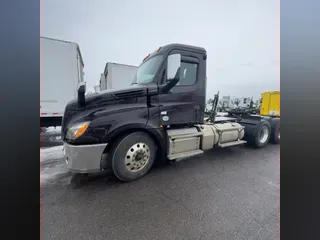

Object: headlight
[66,121,90,140]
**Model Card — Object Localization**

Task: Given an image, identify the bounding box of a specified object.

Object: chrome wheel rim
[259,126,269,144]
[125,142,150,172]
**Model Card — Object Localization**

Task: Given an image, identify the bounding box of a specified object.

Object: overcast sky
[41,0,279,100]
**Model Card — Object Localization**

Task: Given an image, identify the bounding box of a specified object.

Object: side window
[177,62,198,86]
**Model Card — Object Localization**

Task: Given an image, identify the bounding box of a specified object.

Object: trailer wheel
[270,119,280,144]
[110,132,156,182]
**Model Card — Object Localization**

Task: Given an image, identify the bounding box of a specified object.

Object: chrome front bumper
[63,142,108,173]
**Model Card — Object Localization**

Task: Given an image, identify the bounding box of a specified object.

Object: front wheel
[110,132,156,182]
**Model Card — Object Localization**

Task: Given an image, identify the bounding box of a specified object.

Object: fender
[103,121,166,154]
[97,103,166,156]
[98,122,166,170]
[237,116,264,126]
[237,116,265,141]
[262,116,280,126]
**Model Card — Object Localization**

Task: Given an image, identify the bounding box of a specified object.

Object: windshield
[132,55,164,84]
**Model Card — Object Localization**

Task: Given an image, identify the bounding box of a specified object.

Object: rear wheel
[110,132,156,182]
[244,120,271,148]
[269,119,280,144]
[254,121,271,148]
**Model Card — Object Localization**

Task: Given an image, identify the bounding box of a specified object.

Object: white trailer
[99,62,138,91]
[40,37,84,127]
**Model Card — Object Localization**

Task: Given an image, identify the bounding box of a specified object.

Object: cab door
[158,50,206,126]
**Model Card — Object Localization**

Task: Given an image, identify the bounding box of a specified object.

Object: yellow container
[260,91,280,117]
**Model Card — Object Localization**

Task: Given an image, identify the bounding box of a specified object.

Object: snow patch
[46,126,61,134]
[40,145,64,162]
[40,145,70,185]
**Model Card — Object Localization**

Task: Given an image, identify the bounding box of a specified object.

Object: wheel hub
[259,126,269,144]
[125,143,150,172]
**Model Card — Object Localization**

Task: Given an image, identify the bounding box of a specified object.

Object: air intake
[114,89,145,99]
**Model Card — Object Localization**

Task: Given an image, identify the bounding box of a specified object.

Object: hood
[66,85,149,111]
[85,84,149,108]
[61,84,151,139]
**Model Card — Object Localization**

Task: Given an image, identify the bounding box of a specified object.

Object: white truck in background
[99,62,138,91]
[40,37,85,128]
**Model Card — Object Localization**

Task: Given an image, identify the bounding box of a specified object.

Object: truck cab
[62,44,279,182]
[62,44,206,146]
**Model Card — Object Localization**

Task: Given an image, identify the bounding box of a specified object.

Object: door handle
[194,106,200,119]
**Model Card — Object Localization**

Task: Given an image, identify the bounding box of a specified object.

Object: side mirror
[161,54,181,93]
[77,82,86,107]
[166,54,181,81]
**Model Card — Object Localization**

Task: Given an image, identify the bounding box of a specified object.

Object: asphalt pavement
[41,144,279,240]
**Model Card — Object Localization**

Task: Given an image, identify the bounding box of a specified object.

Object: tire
[245,120,271,148]
[110,132,156,182]
[269,118,280,144]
